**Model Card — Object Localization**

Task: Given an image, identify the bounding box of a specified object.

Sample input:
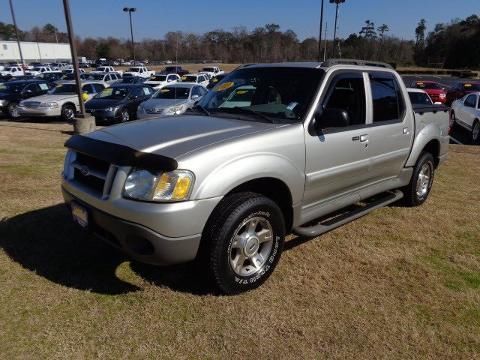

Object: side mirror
[191,94,200,100]
[313,108,350,132]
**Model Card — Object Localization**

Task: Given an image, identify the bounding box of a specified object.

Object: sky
[0,0,478,41]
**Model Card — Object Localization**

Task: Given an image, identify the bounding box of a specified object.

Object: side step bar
[293,190,404,238]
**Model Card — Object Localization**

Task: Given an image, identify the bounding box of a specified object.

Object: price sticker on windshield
[214,81,234,92]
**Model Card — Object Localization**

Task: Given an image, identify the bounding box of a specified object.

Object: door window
[464,94,477,108]
[321,73,367,128]
[369,72,405,123]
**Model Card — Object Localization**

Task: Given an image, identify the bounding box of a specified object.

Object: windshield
[150,75,167,81]
[86,74,105,80]
[128,67,140,72]
[32,67,42,71]
[0,83,22,93]
[409,92,432,105]
[153,87,189,99]
[165,67,177,72]
[182,76,198,82]
[197,67,323,123]
[51,84,77,94]
[94,87,129,100]
[203,67,215,72]
[416,82,442,90]
[462,83,480,91]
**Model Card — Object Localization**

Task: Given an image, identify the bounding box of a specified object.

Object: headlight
[105,106,118,112]
[165,104,186,115]
[123,169,194,202]
[39,102,59,108]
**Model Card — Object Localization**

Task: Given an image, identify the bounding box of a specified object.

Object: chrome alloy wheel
[229,216,274,277]
[416,162,432,198]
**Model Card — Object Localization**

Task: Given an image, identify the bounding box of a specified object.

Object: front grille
[71,152,115,198]
[22,101,41,108]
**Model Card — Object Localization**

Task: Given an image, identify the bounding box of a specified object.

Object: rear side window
[370,72,404,123]
[464,94,477,108]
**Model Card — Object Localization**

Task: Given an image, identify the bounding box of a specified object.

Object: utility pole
[330,0,345,58]
[123,7,137,63]
[323,22,328,61]
[318,0,325,62]
[62,0,85,118]
[8,0,25,74]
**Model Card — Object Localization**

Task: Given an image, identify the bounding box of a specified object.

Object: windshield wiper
[215,107,275,123]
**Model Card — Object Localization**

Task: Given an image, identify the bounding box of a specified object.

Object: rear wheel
[402,152,435,207]
[8,102,19,119]
[61,104,75,122]
[120,108,130,123]
[204,192,285,294]
[472,120,480,144]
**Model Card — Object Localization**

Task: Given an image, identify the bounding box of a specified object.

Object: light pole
[123,7,137,63]
[8,0,25,74]
[330,0,345,58]
[318,0,325,62]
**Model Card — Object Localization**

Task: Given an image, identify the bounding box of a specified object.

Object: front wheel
[8,102,19,119]
[472,121,480,144]
[402,152,435,207]
[204,192,285,294]
[61,104,76,122]
[119,108,130,123]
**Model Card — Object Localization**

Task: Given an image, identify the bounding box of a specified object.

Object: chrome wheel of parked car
[472,121,480,144]
[229,216,274,277]
[120,109,130,122]
[8,102,19,118]
[61,104,75,122]
[416,163,432,198]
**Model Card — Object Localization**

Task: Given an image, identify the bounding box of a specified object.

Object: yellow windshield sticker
[214,81,234,92]
[181,76,187,80]
[212,78,219,83]
[236,90,248,95]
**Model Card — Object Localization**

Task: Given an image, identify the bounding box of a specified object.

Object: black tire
[402,152,435,207]
[61,104,76,122]
[204,192,285,294]
[119,108,130,123]
[449,110,456,133]
[8,102,19,119]
[472,120,480,145]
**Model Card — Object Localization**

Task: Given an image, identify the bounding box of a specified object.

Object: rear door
[458,94,477,129]
[304,71,371,208]
[363,71,414,183]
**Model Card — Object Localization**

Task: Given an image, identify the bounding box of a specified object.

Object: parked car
[37,71,64,84]
[137,83,207,118]
[407,88,435,106]
[62,68,86,74]
[446,81,480,106]
[161,66,189,76]
[18,81,106,121]
[199,66,224,79]
[92,66,123,75]
[206,74,227,89]
[62,60,449,294]
[0,66,24,77]
[57,73,90,84]
[413,80,447,104]
[450,92,480,143]
[144,73,181,90]
[181,73,209,87]
[115,75,147,84]
[123,66,154,78]
[85,72,121,85]
[0,79,53,118]
[78,62,91,68]
[86,84,154,124]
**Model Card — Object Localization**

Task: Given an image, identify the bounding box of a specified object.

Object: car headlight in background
[105,106,119,112]
[123,169,194,202]
[165,104,186,115]
[39,102,59,108]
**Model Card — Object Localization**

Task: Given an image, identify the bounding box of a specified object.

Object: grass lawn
[0,121,479,359]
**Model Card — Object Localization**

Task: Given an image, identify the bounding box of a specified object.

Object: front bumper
[62,181,222,265]
[87,109,118,122]
[18,106,61,117]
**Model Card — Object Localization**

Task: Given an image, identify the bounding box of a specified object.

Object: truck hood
[86,115,278,159]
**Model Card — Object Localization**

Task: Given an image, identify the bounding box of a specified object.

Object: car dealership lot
[0,121,479,358]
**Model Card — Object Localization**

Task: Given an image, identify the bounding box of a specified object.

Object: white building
[0,41,71,62]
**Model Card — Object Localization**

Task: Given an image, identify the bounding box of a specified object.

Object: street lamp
[330,0,346,58]
[123,7,137,63]
[318,0,325,62]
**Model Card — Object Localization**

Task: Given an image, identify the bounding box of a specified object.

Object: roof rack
[322,59,394,69]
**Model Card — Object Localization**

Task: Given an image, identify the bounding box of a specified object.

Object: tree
[414,19,427,65]
[377,24,389,40]
[360,20,377,39]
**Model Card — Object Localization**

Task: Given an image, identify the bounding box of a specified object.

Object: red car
[445,81,480,106]
[414,81,447,104]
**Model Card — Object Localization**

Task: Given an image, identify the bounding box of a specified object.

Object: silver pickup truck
[62,60,449,294]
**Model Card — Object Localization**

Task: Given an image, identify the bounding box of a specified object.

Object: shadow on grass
[0,204,215,296]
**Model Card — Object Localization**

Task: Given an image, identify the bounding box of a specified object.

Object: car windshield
[128,68,140,72]
[416,82,442,90]
[94,87,130,100]
[51,84,77,94]
[165,67,177,72]
[86,74,105,80]
[409,92,432,105]
[151,75,167,81]
[182,76,198,82]
[153,87,189,99]
[462,83,480,91]
[197,67,324,123]
[0,83,22,93]
[203,68,215,72]
[32,67,42,71]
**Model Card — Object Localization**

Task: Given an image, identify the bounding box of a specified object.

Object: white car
[92,66,123,75]
[450,92,480,144]
[26,66,53,76]
[144,73,180,90]
[123,66,154,78]
[63,68,86,74]
[407,88,435,106]
[199,66,224,79]
[85,72,121,85]
[0,66,24,77]
[181,73,209,87]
